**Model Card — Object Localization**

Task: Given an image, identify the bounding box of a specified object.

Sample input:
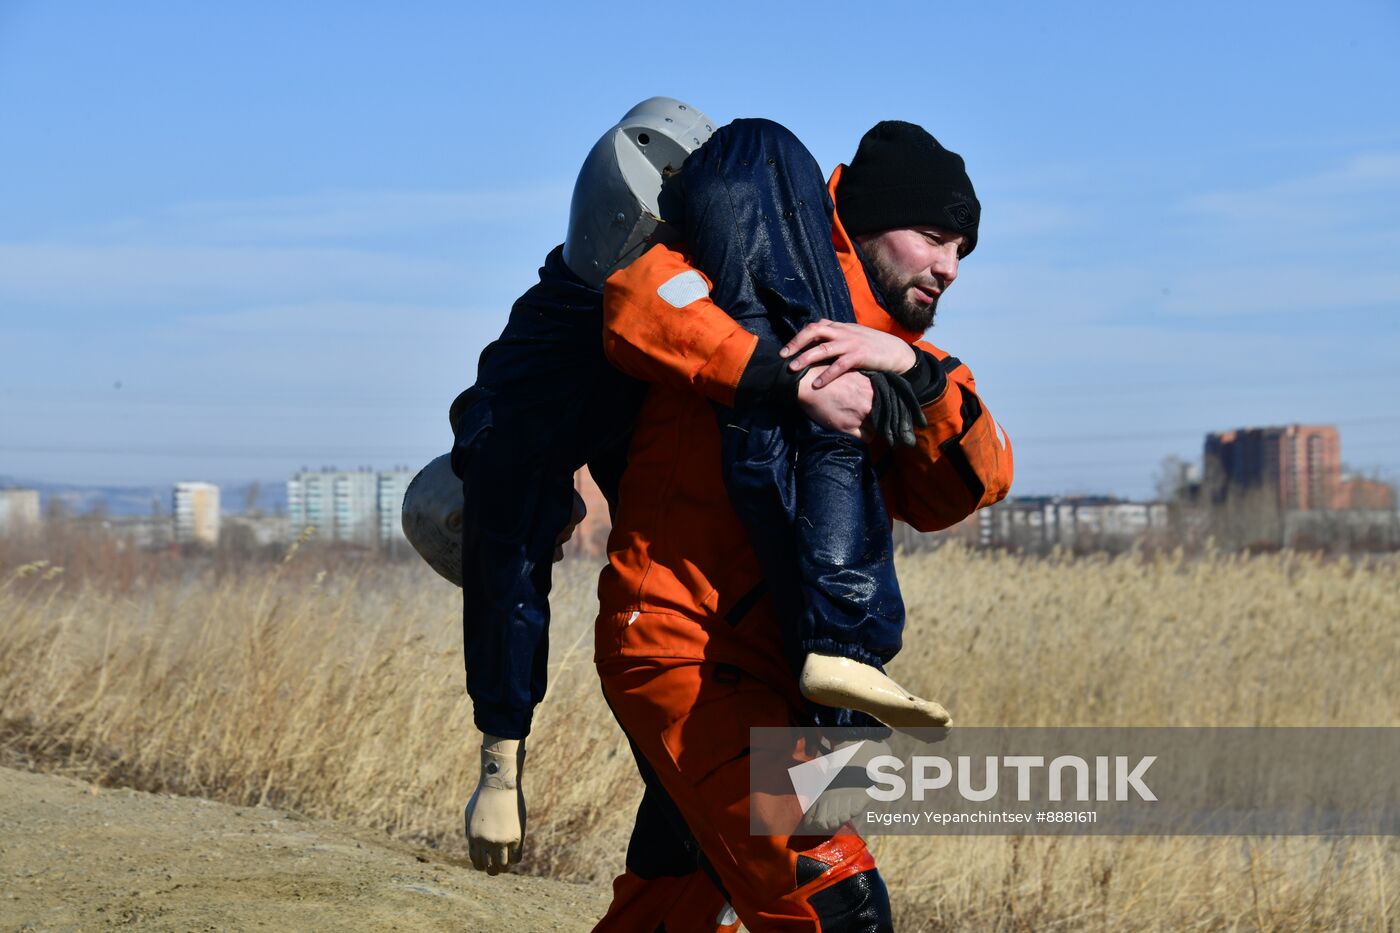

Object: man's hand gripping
[782,319,918,384]
[785,320,927,448]
[465,734,527,874]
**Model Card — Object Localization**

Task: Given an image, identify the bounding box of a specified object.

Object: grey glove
[862,370,927,448]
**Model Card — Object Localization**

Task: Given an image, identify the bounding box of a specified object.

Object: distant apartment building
[221,514,289,549]
[173,482,221,546]
[0,488,41,535]
[376,468,417,550]
[1333,475,1396,511]
[103,515,174,550]
[287,467,416,547]
[974,496,1170,551]
[1204,425,1340,512]
[288,469,375,545]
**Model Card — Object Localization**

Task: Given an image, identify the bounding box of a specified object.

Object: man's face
[855,226,965,333]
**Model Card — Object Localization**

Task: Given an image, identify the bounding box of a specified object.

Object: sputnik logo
[787,741,866,814]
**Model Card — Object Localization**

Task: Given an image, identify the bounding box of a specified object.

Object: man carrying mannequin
[458,114,1012,930]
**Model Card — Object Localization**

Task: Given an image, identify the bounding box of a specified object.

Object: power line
[0,443,444,459]
[6,413,1400,460]
[4,372,1399,413]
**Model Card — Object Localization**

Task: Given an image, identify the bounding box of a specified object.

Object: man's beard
[867,256,939,334]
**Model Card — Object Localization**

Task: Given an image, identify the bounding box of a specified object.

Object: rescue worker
[589,119,1013,930]
[447,103,963,880]
[439,106,1011,928]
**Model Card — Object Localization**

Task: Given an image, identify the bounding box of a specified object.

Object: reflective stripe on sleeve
[656,270,710,308]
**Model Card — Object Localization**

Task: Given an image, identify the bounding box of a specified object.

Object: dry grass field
[1,536,1396,931]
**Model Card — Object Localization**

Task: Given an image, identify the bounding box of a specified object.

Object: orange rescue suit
[590,166,1013,931]
[595,166,1012,677]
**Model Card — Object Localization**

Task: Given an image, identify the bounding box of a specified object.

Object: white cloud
[0,242,462,307]
[93,184,573,243]
[1155,264,1400,316]
[1158,153,1400,316]
[0,182,572,312]
[1183,151,1400,231]
[977,152,1400,318]
[980,198,1089,239]
[946,258,1169,327]
[171,300,477,338]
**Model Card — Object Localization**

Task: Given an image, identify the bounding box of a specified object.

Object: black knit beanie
[836,120,980,256]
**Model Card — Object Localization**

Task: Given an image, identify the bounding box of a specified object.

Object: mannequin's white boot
[799,654,951,729]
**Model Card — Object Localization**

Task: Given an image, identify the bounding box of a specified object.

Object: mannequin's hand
[465,736,527,874]
[799,739,893,833]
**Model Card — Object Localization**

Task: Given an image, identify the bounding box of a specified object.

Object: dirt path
[0,767,610,931]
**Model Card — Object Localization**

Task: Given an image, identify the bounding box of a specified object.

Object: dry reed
[1,543,1396,930]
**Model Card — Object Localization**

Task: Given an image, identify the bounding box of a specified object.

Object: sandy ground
[0,767,611,932]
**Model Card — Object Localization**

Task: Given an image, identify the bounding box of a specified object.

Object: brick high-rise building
[1333,476,1396,510]
[1203,425,1340,511]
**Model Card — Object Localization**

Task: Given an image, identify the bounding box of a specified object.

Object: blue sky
[1,1,1397,499]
